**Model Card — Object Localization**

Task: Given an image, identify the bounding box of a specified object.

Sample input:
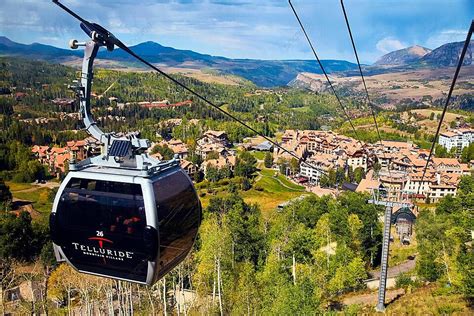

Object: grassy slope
[7,181,53,214]
[199,168,306,217]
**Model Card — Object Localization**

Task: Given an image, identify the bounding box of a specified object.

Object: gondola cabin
[48,3,201,286]
[50,165,201,285]
[391,206,416,245]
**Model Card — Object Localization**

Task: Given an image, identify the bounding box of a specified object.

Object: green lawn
[258,169,305,191]
[251,151,266,160]
[9,185,53,214]
[5,181,34,192]
[291,106,311,113]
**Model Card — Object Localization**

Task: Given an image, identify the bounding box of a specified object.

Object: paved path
[343,288,405,306]
[368,258,416,280]
[12,182,60,194]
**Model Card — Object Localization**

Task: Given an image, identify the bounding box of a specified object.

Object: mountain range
[0,36,472,87]
[374,42,473,68]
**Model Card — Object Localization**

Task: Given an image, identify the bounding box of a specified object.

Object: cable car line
[417,20,473,194]
[52,0,324,173]
[288,0,360,141]
[339,0,394,184]
[339,0,383,146]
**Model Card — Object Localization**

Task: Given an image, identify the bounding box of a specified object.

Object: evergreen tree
[235,151,257,178]
[264,151,273,168]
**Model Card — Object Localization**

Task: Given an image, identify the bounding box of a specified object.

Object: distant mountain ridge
[421,41,473,67]
[375,45,431,66]
[0,36,358,87]
[374,42,473,68]
[0,36,81,61]
[1,36,472,87]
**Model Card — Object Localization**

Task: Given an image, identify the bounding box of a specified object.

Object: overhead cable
[53,0,319,171]
[418,20,473,194]
[288,0,360,141]
[339,0,394,183]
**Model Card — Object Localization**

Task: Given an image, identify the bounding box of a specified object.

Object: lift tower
[368,188,413,312]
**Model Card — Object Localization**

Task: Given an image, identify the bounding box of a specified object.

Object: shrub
[241,178,251,191]
[396,273,413,289]
[437,304,462,315]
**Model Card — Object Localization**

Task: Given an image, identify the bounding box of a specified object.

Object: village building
[31,145,50,164]
[432,157,470,175]
[201,155,237,175]
[31,138,96,177]
[196,130,231,159]
[180,159,197,178]
[159,139,189,159]
[439,128,474,153]
[3,280,43,308]
[300,153,344,184]
[198,130,229,147]
[275,128,469,202]
[66,140,87,161]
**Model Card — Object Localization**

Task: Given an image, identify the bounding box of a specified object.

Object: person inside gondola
[110,215,125,233]
[123,216,141,234]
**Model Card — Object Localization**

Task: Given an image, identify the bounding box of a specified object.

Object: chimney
[436,172,441,185]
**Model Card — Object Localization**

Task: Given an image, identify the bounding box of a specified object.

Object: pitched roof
[356,178,380,193]
[432,158,461,166]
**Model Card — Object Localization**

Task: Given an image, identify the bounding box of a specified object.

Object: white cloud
[425,29,468,48]
[375,37,407,54]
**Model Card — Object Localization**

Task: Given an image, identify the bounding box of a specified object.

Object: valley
[292,65,474,109]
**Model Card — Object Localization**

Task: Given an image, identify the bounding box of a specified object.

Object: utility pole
[368,188,412,312]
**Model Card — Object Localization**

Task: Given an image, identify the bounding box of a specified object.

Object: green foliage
[352,167,365,183]
[150,144,174,160]
[264,151,273,168]
[13,160,45,183]
[396,272,414,289]
[0,141,45,182]
[320,167,348,188]
[437,304,463,315]
[241,177,251,191]
[289,157,299,174]
[40,242,56,267]
[192,191,383,312]
[416,174,474,297]
[0,96,14,115]
[435,144,451,158]
[0,179,12,209]
[0,211,48,261]
[235,151,257,178]
[205,150,219,160]
[460,143,474,163]
[205,165,233,182]
[205,166,219,182]
[328,256,367,294]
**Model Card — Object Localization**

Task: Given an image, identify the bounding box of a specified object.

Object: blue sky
[1,0,472,64]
